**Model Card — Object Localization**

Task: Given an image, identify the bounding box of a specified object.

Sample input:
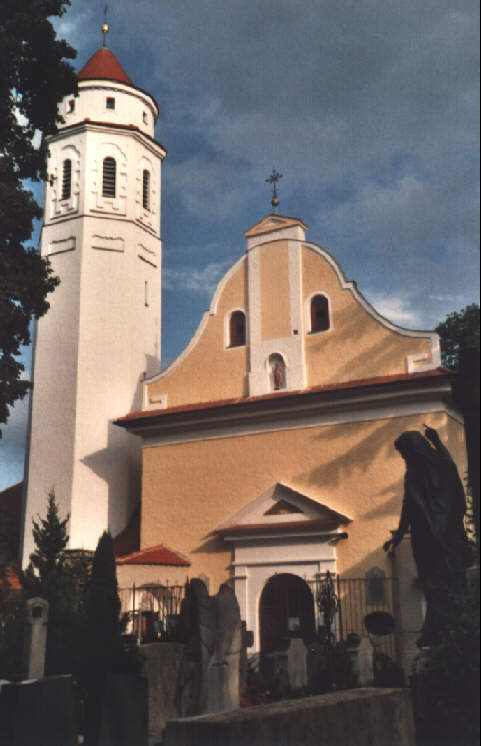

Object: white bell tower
[22,35,166,563]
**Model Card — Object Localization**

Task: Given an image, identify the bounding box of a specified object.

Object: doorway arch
[259,573,316,652]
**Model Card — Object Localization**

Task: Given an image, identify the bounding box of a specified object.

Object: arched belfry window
[269,353,286,391]
[142,170,150,211]
[61,159,72,200]
[310,294,330,333]
[102,157,116,198]
[229,310,246,347]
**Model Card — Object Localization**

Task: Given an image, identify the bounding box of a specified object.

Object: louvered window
[102,157,116,198]
[142,170,150,211]
[62,159,72,200]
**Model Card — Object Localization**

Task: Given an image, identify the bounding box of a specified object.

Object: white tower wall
[22,71,165,563]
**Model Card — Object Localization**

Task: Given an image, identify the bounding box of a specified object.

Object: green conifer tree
[83,531,123,746]
[21,491,83,675]
[23,490,69,591]
[84,531,122,670]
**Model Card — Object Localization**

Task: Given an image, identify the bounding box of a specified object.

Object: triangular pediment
[264,499,303,515]
[244,214,308,239]
[215,482,350,532]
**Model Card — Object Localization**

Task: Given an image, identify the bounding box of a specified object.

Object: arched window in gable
[142,169,150,211]
[229,310,246,348]
[310,294,330,333]
[269,353,286,391]
[102,157,116,198]
[61,159,72,200]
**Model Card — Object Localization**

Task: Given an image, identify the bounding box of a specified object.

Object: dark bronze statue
[384,426,471,647]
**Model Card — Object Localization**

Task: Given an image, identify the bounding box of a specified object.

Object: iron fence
[307,574,398,661]
[118,581,187,644]
[119,574,398,662]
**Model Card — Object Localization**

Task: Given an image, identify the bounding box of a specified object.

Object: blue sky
[0,0,479,489]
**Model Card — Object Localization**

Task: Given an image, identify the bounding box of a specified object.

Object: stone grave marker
[357,636,374,686]
[24,597,49,680]
[287,637,308,695]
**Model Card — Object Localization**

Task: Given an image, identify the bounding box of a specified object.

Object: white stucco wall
[22,76,165,563]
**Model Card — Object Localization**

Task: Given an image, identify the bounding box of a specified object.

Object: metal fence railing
[119,574,398,661]
[306,574,398,661]
[118,581,187,644]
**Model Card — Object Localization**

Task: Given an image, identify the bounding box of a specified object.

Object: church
[21,34,467,663]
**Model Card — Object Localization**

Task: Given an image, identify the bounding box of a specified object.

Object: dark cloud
[1,0,478,489]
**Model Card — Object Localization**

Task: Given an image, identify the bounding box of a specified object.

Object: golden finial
[265,168,283,214]
[102,5,109,47]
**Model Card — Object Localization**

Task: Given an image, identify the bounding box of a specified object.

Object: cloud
[163,260,232,296]
[364,292,422,327]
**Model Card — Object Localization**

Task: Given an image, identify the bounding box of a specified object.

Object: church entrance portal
[259,573,316,652]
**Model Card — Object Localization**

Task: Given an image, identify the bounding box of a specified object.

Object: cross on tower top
[101,5,109,47]
[265,169,283,214]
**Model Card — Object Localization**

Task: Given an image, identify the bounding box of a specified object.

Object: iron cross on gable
[265,169,283,213]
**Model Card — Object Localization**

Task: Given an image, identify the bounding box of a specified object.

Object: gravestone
[98,673,148,746]
[141,642,184,745]
[177,578,242,716]
[357,636,374,686]
[306,641,329,694]
[286,637,308,695]
[24,597,49,679]
[260,650,289,699]
[0,675,76,746]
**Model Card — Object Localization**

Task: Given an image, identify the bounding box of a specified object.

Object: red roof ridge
[78,47,133,86]
[117,367,452,423]
[116,542,190,566]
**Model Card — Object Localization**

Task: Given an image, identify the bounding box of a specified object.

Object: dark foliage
[20,491,89,676]
[0,0,77,434]
[436,303,480,370]
[84,531,122,673]
[411,588,480,746]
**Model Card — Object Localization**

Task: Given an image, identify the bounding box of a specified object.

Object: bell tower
[22,35,166,563]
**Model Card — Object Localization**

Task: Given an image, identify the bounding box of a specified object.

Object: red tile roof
[115,544,190,566]
[117,367,453,423]
[78,48,133,85]
[0,566,22,592]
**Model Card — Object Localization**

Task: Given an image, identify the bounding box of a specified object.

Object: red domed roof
[78,47,133,85]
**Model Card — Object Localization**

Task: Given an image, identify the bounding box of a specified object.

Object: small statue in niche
[269,354,286,390]
[384,426,472,647]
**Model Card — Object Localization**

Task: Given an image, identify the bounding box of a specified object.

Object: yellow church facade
[117,214,466,653]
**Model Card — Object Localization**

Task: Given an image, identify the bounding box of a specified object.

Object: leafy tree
[0,0,77,435]
[435,303,480,370]
[411,588,480,746]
